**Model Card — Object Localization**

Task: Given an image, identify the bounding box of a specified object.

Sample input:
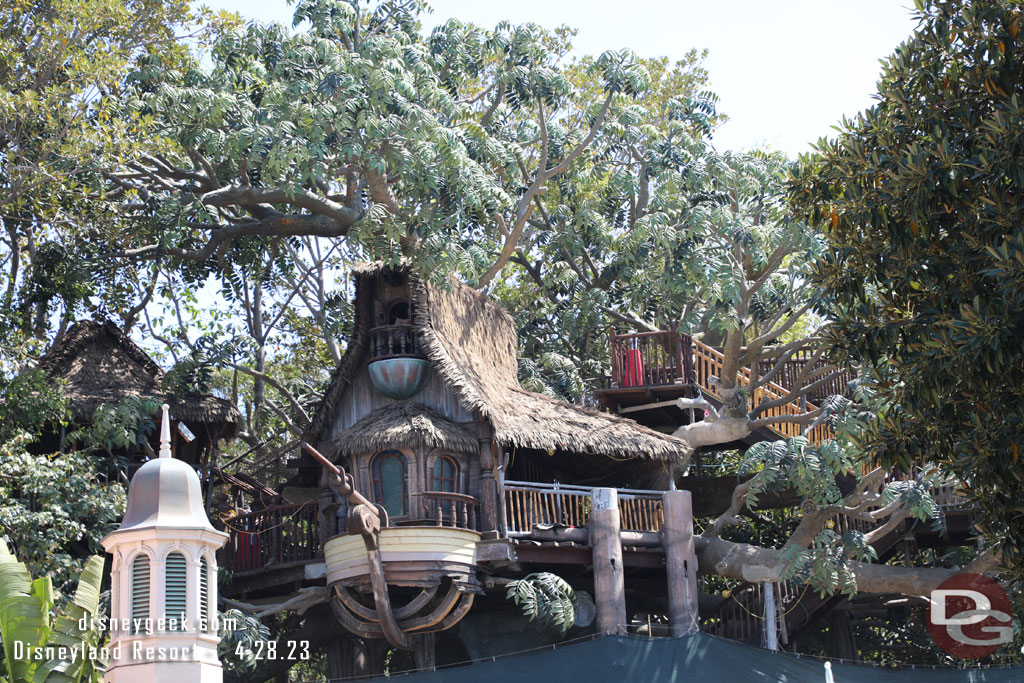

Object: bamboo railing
[222,503,321,574]
[503,481,664,535]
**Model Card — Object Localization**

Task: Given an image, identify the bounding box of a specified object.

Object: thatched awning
[307,264,690,463]
[39,319,240,435]
[327,403,479,458]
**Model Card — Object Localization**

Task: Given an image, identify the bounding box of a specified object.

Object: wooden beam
[619,399,679,414]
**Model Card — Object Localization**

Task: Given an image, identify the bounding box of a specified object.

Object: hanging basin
[368,358,430,400]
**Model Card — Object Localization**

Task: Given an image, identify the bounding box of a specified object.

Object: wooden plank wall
[324,363,475,439]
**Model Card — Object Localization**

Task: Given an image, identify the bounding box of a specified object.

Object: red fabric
[622,349,645,387]
[235,529,261,570]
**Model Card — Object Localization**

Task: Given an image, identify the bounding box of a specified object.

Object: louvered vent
[165,552,188,631]
[131,555,150,634]
[199,556,210,632]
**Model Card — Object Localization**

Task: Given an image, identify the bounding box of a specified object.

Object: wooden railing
[757,348,854,405]
[609,328,694,388]
[605,329,850,445]
[503,481,664,535]
[692,339,832,444]
[705,579,803,643]
[369,324,422,360]
[421,491,480,531]
[222,503,321,574]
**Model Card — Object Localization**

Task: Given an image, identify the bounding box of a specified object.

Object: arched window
[165,552,188,631]
[388,300,410,325]
[431,455,458,516]
[130,555,150,634]
[199,556,211,633]
[431,455,458,493]
[370,450,408,517]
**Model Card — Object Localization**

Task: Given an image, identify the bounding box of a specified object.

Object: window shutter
[131,555,150,634]
[165,552,188,631]
[199,556,210,632]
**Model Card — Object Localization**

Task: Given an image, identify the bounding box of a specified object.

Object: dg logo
[928,573,1012,659]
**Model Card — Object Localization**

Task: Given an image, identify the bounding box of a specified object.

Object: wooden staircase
[598,329,852,445]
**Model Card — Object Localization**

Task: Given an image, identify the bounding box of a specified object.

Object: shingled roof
[306,264,690,462]
[38,319,241,433]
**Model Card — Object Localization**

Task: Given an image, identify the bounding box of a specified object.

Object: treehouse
[36,319,240,479]
[219,263,695,669]
[216,264,977,676]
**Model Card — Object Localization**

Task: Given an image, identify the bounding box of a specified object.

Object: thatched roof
[39,319,240,433]
[327,402,479,459]
[307,264,690,462]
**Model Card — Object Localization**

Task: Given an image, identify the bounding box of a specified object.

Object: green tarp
[363,633,1024,682]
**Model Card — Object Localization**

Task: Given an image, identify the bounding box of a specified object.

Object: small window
[388,300,410,325]
[371,450,408,517]
[200,556,211,633]
[431,456,458,493]
[165,552,188,632]
[131,555,150,634]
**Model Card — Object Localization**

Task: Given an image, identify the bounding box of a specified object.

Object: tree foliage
[505,572,578,634]
[0,0,198,343]
[0,436,126,590]
[791,0,1024,573]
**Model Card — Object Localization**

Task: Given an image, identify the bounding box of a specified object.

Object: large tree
[0,0,202,345]
[790,0,1024,574]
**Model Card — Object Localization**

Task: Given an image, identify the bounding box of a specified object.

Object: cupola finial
[159,403,171,458]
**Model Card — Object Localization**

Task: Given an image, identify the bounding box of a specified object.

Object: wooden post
[662,490,699,637]
[412,632,435,670]
[764,582,778,651]
[590,488,626,634]
[478,435,499,535]
[318,489,336,545]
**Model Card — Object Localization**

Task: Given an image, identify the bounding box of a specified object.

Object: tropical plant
[0,541,106,683]
[217,608,271,679]
[506,572,578,634]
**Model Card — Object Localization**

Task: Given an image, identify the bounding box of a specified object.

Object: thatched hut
[38,319,240,467]
[300,263,689,531]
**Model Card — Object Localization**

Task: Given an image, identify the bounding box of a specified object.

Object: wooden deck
[597,329,854,445]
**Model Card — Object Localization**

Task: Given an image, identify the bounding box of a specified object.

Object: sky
[195,0,921,157]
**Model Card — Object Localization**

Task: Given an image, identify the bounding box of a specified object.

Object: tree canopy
[791,0,1024,572]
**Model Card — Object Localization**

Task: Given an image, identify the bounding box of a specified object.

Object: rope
[723,582,810,620]
[219,500,317,535]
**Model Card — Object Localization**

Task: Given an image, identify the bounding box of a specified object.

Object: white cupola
[102,404,229,683]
